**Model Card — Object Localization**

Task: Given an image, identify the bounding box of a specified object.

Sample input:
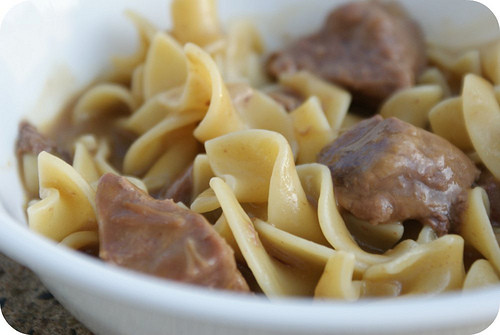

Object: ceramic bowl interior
[1,1,500,335]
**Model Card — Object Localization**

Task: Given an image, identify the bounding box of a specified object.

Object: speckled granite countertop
[0,252,92,335]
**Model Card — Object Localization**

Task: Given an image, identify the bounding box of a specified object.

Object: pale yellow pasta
[21,154,40,199]
[73,84,136,122]
[481,41,500,85]
[462,74,500,179]
[279,71,351,133]
[343,214,403,253]
[142,126,198,191]
[192,154,215,200]
[463,259,500,290]
[142,32,188,100]
[363,235,465,295]
[110,10,157,83]
[298,163,417,266]
[418,67,452,97]
[380,85,443,128]
[59,231,99,251]
[210,177,320,296]
[461,187,500,275]
[130,65,145,105]
[72,139,101,186]
[428,47,482,86]
[254,219,366,277]
[206,130,326,244]
[220,20,267,87]
[416,226,438,244]
[290,97,335,164]
[123,114,203,176]
[28,152,97,242]
[428,97,473,152]
[170,0,222,47]
[315,252,361,301]
[229,84,298,156]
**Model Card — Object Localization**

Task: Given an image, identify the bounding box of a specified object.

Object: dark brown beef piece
[157,164,194,205]
[267,1,426,110]
[96,173,249,292]
[15,121,69,162]
[477,167,500,227]
[318,116,479,235]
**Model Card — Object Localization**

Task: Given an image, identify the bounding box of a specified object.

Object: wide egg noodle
[428,97,473,152]
[27,152,97,242]
[298,163,417,266]
[253,219,368,280]
[123,112,203,176]
[461,187,500,275]
[205,129,326,245]
[427,47,482,92]
[59,231,99,252]
[380,85,443,128]
[143,32,188,100]
[72,84,137,122]
[192,154,215,200]
[73,135,147,192]
[463,259,500,290]
[462,74,500,178]
[481,41,500,85]
[170,0,222,47]
[217,20,267,87]
[290,97,335,165]
[362,235,465,295]
[342,214,403,253]
[314,251,362,301]
[210,177,321,297]
[228,83,298,157]
[418,67,452,97]
[125,38,209,134]
[109,10,157,84]
[142,125,199,191]
[279,71,351,134]
[131,64,145,106]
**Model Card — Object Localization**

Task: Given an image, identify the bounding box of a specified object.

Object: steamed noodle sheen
[21,0,500,300]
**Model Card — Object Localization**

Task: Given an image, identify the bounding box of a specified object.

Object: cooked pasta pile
[17,0,500,300]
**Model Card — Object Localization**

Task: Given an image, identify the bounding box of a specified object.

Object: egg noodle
[18,0,500,299]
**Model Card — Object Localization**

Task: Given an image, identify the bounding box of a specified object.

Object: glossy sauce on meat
[96,173,249,291]
[267,1,426,110]
[318,116,479,235]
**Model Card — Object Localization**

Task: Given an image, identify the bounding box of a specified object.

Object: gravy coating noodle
[15,0,500,299]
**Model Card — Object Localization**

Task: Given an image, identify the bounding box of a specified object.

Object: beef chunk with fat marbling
[267,1,426,110]
[318,116,479,235]
[477,167,500,227]
[96,173,249,291]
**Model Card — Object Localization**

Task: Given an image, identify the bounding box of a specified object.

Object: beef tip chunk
[267,1,426,110]
[96,173,249,292]
[477,167,500,227]
[318,116,479,235]
[157,164,194,205]
[16,121,69,161]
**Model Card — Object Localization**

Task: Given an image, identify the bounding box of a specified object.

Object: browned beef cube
[318,116,478,235]
[96,173,249,292]
[267,1,426,110]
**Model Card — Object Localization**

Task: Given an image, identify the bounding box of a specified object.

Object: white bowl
[1,1,500,334]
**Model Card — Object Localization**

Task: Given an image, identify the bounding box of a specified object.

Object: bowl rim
[1,207,499,333]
